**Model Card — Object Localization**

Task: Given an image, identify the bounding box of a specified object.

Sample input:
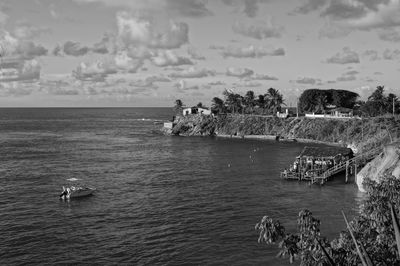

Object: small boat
[59,185,95,199]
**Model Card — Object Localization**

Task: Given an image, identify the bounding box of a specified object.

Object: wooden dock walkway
[310,146,383,184]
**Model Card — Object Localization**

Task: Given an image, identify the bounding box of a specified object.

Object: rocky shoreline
[163,114,400,191]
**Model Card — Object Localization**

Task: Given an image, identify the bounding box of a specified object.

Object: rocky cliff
[356,142,400,192]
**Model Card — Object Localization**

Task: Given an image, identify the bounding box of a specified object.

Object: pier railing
[311,146,383,184]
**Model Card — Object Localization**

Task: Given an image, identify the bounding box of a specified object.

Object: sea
[0,107,364,265]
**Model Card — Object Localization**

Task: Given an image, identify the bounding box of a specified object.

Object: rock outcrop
[356,142,400,192]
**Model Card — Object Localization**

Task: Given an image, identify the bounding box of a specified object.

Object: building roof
[330,107,353,113]
[297,146,353,158]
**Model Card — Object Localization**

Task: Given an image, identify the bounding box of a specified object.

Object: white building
[183,107,211,116]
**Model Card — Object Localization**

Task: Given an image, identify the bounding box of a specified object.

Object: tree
[265,88,285,115]
[211,97,225,114]
[299,89,359,113]
[244,90,256,114]
[256,175,400,265]
[197,102,203,108]
[173,99,184,115]
[386,93,400,115]
[360,86,397,116]
[223,89,243,113]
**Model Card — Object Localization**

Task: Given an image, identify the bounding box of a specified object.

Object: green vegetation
[255,176,400,265]
[173,99,184,115]
[359,86,400,116]
[298,89,359,113]
[211,88,285,115]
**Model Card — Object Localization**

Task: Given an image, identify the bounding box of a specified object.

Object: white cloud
[63,41,89,56]
[114,51,143,72]
[294,77,321,85]
[232,20,283,39]
[233,80,262,87]
[226,67,254,78]
[13,23,51,40]
[326,47,360,64]
[151,50,193,67]
[378,28,400,42]
[383,48,400,60]
[221,45,285,58]
[362,49,380,61]
[116,11,189,49]
[168,66,215,78]
[250,73,278,80]
[72,61,117,82]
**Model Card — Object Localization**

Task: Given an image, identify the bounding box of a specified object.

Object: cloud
[174,79,200,92]
[362,49,380,61]
[233,80,262,87]
[91,34,113,54]
[221,45,285,58]
[250,73,278,80]
[168,66,216,78]
[226,67,254,78]
[321,1,366,20]
[114,51,144,72]
[318,21,351,39]
[294,76,321,85]
[378,28,400,42]
[145,75,171,82]
[232,20,283,39]
[294,0,328,14]
[116,11,189,49]
[63,41,89,56]
[151,50,193,67]
[209,44,225,50]
[128,78,158,89]
[337,75,356,82]
[0,82,35,97]
[13,23,51,40]
[0,59,41,83]
[326,47,360,64]
[72,61,117,82]
[75,0,212,18]
[165,0,213,17]
[0,31,48,59]
[187,46,205,60]
[208,81,226,85]
[383,48,400,60]
[39,80,79,95]
[336,70,359,82]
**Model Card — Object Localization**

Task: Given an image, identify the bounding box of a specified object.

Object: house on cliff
[183,107,211,116]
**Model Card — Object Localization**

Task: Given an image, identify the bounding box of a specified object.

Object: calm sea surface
[0,108,364,265]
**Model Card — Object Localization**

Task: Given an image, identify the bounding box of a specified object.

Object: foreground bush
[256,176,400,265]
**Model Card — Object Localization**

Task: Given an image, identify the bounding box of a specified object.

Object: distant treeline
[174,85,400,117]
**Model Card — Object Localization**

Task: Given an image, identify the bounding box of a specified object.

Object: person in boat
[59,187,68,198]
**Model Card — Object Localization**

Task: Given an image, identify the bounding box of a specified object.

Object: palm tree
[223,89,239,113]
[211,97,225,114]
[244,90,255,114]
[265,88,285,115]
[173,99,184,115]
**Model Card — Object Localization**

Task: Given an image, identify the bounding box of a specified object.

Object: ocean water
[0,108,364,265]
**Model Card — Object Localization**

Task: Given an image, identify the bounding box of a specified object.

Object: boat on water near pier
[280,146,353,184]
[60,186,96,199]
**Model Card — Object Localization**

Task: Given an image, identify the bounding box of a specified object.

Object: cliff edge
[356,142,400,192]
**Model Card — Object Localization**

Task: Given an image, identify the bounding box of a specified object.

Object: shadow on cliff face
[357,141,400,192]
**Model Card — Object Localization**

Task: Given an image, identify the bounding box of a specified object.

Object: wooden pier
[281,146,382,185]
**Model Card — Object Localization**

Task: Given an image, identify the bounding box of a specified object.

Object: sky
[0,0,400,107]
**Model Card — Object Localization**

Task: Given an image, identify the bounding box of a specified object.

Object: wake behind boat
[59,185,96,199]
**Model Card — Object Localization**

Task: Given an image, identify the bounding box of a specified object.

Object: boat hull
[60,187,95,199]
